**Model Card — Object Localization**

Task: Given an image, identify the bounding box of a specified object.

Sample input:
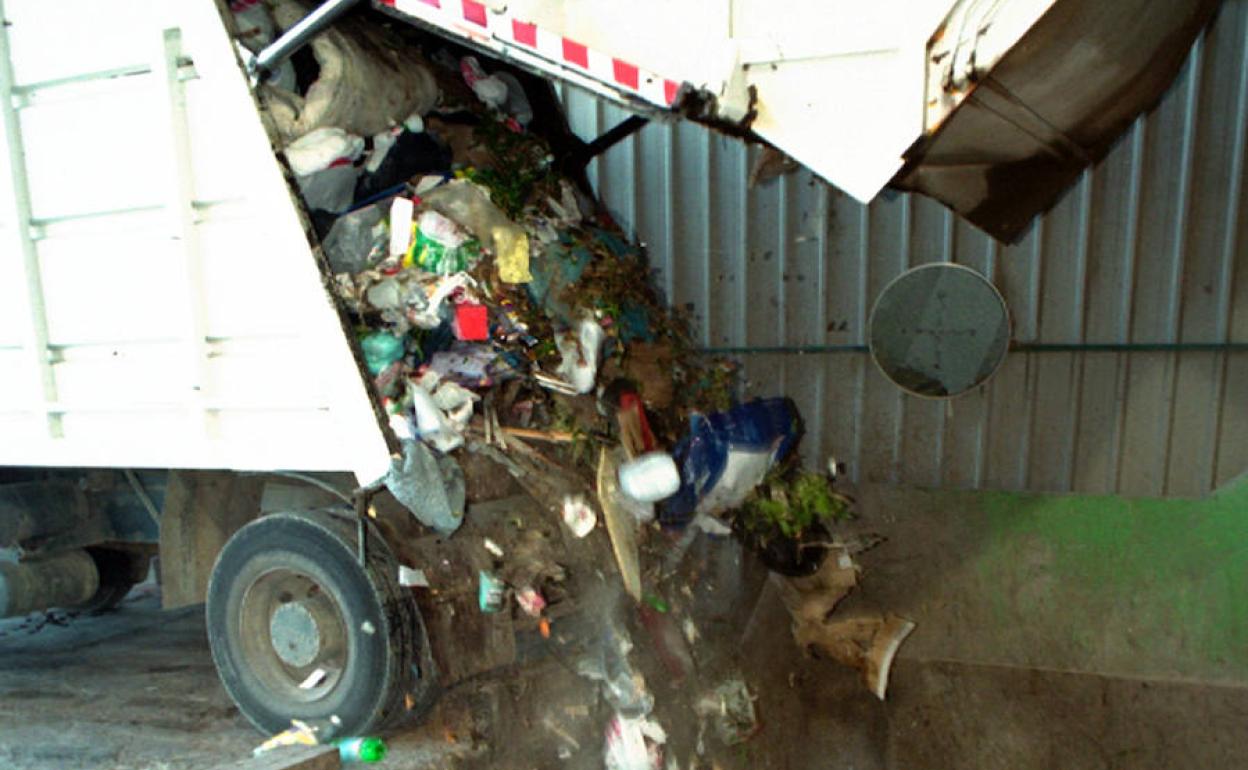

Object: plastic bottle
[336,736,387,763]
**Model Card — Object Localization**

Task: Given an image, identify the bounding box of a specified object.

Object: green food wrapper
[405,210,481,274]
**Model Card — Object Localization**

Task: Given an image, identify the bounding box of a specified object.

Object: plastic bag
[360,331,404,375]
[322,200,388,274]
[384,440,465,535]
[262,0,439,142]
[554,317,605,395]
[284,127,364,176]
[421,180,532,283]
[409,371,478,453]
[405,210,481,274]
[296,166,361,213]
[604,715,665,770]
[576,621,653,717]
[661,398,801,525]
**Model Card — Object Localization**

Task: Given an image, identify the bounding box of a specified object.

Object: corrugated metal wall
[559,0,1248,497]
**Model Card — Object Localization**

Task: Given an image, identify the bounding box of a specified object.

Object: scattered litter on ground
[775,548,916,699]
[577,619,654,718]
[694,678,759,746]
[335,736,387,763]
[253,720,319,757]
[604,713,666,770]
[477,570,506,613]
[560,494,597,538]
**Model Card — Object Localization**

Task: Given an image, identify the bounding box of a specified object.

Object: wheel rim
[238,568,351,704]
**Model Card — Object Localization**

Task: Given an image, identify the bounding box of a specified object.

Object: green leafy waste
[739,468,853,540]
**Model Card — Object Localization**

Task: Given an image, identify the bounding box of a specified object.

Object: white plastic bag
[555,317,605,395]
[604,715,665,770]
[284,127,364,176]
[410,371,478,453]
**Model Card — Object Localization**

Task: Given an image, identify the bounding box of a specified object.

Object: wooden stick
[501,426,576,443]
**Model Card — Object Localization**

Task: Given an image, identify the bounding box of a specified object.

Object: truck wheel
[206,509,434,738]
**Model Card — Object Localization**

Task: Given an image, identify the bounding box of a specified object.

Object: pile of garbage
[240,1,759,527]
[237,2,914,765]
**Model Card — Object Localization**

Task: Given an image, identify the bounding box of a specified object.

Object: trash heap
[238,3,915,765]
[244,3,749,531]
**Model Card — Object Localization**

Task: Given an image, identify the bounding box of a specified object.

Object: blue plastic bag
[660,398,800,526]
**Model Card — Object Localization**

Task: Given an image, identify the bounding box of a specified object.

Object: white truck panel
[0,0,393,481]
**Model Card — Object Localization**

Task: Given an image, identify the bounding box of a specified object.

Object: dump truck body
[0,0,393,481]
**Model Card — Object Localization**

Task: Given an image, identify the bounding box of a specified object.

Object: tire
[206,509,435,739]
[75,547,151,614]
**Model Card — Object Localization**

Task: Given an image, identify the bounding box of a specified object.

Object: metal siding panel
[1224,5,1248,347]
[1215,354,1248,487]
[819,355,865,479]
[669,121,711,337]
[741,351,786,409]
[636,119,673,300]
[997,226,1041,342]
[1084,135,1139,342]
[1167,352,1225,496]
[860,359,902,484]
[783,173,824,347]
[1030,177,1089,491]
[909,195,951,266]
[825,191,867,346]
[1117,352,1172,496]
[1072,353,1124,493]
[983,353,1031,489]
[743,146,782,351]
[1166,16,1247,495]
[986,227,1042,488]
[940,386,988,488]
[707,135,748,348]
[1131,51,1198,345]
[864,194,909,483]
[765,172,830,462]
[899,396,943,487]
[1029,354,1079,491]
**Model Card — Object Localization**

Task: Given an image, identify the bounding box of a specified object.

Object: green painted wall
[860,475,1248,682]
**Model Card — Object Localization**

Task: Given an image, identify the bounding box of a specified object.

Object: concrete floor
[4,486,1248,769]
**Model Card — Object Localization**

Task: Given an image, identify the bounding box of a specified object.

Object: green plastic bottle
[336,736,387,763]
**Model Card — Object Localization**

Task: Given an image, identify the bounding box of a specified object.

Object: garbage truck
[0,0,1216,739]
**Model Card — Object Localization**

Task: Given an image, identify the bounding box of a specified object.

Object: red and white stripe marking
[379,0,682,109]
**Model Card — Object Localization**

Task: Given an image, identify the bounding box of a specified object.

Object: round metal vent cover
[868,263,1010,398]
